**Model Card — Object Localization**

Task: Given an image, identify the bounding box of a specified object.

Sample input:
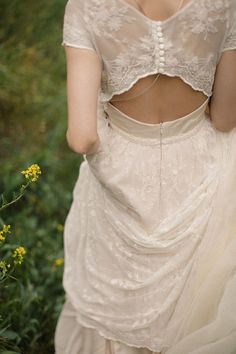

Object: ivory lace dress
[55,0,236,353]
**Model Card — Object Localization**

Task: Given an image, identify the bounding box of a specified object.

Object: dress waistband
[104,98,210,143]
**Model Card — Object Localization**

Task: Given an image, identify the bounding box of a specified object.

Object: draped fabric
[55,99,236,353]
[57,0,236,352]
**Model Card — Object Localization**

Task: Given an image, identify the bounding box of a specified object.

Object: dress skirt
[55,98,236,354]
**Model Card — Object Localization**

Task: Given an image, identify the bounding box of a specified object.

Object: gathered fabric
[55,99,236,353]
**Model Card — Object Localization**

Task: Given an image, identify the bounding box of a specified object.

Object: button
[159,56,165,62]
[159,44,164,49]
[159,37,164,43]
[157,26,162,32]
[159,67,165,73]
[159,50,165,56]
[157,32,163,38]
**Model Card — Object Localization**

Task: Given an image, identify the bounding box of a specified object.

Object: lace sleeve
[61,0,96,52]
[221,6,236,53]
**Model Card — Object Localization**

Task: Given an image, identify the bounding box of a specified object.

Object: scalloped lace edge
[100,70,211,103]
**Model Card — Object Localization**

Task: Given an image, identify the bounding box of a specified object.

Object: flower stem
[0,182,30,212]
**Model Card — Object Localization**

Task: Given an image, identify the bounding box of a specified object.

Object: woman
[55,0,236,353]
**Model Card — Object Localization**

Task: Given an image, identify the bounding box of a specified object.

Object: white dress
[55,1,236,353]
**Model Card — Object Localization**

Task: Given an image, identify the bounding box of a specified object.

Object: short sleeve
[61,0,96,52]
[221,5,236,53]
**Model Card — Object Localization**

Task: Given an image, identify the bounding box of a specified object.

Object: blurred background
[0,0,83,352]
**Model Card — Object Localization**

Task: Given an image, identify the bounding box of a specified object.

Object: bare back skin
[110,0,208,124]
[64,0,236,155]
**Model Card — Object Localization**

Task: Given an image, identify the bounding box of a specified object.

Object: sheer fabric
[62,0,236,101]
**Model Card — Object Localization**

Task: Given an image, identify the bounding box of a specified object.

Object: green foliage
[0,0,84,352]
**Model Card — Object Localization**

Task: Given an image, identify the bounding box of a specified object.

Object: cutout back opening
[109,74,208,124]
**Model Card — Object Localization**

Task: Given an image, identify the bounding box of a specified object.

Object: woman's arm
[210,50,236,132]
[65,46,102,155]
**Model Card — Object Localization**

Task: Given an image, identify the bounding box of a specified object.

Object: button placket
[152,22,165,74]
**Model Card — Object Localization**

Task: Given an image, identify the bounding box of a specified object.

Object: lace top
[62,0,236,102]
[63,0,236,102]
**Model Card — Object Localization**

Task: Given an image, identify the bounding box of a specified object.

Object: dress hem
[73,313,164,353]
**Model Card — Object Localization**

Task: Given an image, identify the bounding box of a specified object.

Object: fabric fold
[61,101,236,352]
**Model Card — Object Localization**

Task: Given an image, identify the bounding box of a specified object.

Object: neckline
[117,0,194,25]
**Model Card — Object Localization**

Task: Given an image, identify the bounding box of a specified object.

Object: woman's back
[111,74,208,123]
[110,0,208,123]
[62,0,236,131]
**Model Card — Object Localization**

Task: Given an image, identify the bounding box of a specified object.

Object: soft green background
[0,0,83,352]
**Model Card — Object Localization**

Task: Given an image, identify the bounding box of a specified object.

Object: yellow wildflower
[21,164,41,182]
[12,246,26,265]
[0,224,11,243]
[0,232,5,242]
[53,258,64,267]
[0,260,10,275]
[3,224,11,234]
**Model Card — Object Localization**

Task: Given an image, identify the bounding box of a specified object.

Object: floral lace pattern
[62,0,236,101]
[179,0,229,40]
[83,0,136,43]
[62,0,96,50]
[61,2,236,351]
[62,100,236,351]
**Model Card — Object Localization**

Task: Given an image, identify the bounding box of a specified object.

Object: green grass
[0,0,84,352]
